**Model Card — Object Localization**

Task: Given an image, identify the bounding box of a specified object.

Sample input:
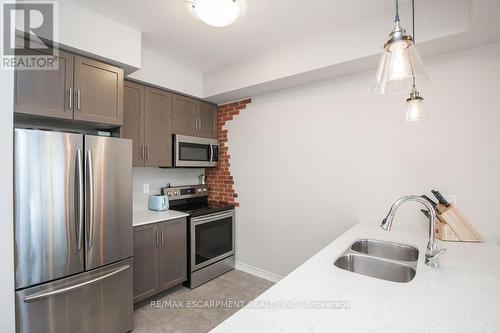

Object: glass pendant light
[404,0,429,122]
[405,86,428,121]
[373,0,428,95]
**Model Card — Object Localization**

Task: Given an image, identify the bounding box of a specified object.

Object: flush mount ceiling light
[373,0,428,95]
[192,0,241,27]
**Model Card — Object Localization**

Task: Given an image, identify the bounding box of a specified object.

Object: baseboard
[235,261,283,283]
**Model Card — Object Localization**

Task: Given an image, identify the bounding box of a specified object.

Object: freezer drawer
[16,258,133,333]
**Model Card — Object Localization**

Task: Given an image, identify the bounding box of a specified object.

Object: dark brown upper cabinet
[122,82,172,167]
[198,101,217,139]
[14,48,74,120]
[144,87,173,167]
[73,56,124,126]
[122,81,145,167]
[133,218,187,303]
[172,95,217,139]
[14,42,124,127]
[172,94,197,136]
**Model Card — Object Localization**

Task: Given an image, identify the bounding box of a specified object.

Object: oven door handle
[191,211,234,225]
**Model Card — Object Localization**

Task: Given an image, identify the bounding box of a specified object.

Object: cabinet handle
[161,229,164,245]
[155,229,159,247]
[76,89,81,110]
[69,88,73,110]
[146,145,150,160]
[140,145,144,160]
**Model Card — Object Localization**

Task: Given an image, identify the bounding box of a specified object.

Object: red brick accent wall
[206,98,252,207]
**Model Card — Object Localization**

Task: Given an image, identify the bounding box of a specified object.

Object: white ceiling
[68,0,396,72]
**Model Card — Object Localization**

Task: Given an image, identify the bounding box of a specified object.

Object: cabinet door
[172,94,197,136]
[122,81,145,167]
[73,55,124,125]
[198,101,217,138]
[133,224,159,303]
[14,48,74,119]
[144,87,173,167]
[158,218,187,292]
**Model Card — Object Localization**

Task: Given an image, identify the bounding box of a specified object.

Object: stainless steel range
[162,184,235,289]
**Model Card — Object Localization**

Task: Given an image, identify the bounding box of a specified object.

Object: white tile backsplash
[133,167,204,212]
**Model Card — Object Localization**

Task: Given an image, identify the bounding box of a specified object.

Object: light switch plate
[143,184,150,194]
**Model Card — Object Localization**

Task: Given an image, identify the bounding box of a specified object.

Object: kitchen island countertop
[213,220,500,332]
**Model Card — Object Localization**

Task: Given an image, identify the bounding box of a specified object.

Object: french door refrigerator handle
[76,149,84,250]
[86,150,94,248]
[23,265,130,302]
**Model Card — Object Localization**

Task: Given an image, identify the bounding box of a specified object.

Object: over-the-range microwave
[173,134,219,167]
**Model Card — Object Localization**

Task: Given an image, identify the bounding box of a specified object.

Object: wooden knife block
[435,204,483,242]
[435,216,461,241]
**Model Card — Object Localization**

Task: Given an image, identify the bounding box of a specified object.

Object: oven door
[174,134,218,167]
[191,210,235,272]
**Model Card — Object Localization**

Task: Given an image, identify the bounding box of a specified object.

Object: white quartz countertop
[133,209,189,227]
[213,221,500,332]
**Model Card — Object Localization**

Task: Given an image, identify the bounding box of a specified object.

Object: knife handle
[432,190,451,207]
[421,195,437,209]
[420,209,431,219]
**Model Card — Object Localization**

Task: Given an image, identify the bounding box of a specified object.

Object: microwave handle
[209,143,213,163]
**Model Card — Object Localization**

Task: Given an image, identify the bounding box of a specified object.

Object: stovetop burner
[172,201,235,218]
[163,184,234,217]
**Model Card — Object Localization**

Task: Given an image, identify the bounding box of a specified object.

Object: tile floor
[133,270,275,333]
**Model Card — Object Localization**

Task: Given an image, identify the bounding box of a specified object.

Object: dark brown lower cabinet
[132,223,159,302]
[133,218,187,303]
[158,220,187,291]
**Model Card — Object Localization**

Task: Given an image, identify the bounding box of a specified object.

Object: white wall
[132,168,204,212]
[228,43,500,277]
[59,1,142,71]
[128,49,204,98]
[204,0,471,98]
[16,1,142,71]
[58,1,141,71]
[0,54,15,333]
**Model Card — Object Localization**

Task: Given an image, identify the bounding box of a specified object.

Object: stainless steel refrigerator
[14,128,133,333]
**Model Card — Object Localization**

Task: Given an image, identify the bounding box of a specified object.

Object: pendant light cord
[412,0,415,43]
[395,0,400,22]
[411,0,416,88]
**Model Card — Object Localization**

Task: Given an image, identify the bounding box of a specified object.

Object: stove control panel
[161,184,208,200]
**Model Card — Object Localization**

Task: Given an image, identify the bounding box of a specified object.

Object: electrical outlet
[143,184,150,194]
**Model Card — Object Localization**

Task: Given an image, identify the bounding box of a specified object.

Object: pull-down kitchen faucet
[381,195,446,267]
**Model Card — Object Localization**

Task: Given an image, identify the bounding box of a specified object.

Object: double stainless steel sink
[334,239,419,283]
